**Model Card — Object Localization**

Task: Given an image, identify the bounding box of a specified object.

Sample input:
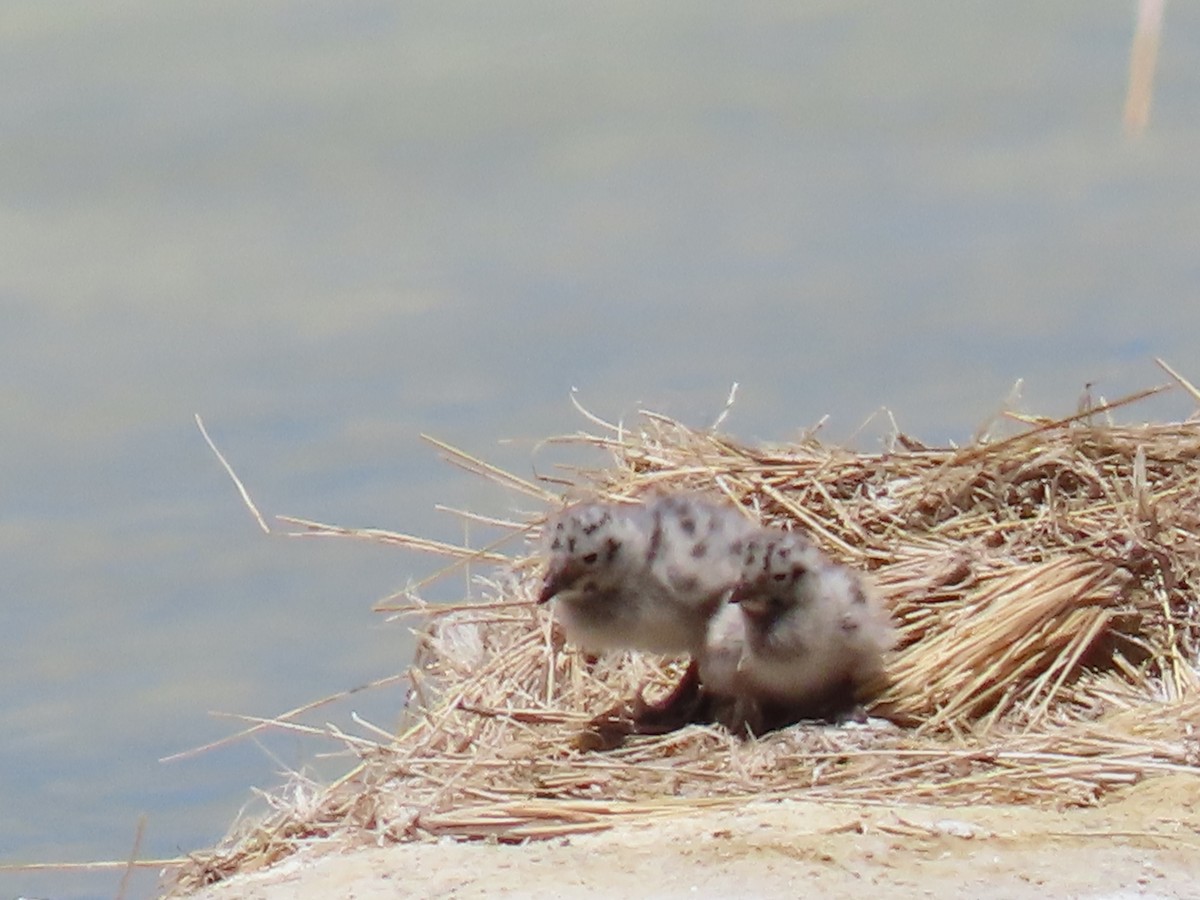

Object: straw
[167,378,1200,894]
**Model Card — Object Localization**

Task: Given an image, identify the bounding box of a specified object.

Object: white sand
[187,774,1200,899]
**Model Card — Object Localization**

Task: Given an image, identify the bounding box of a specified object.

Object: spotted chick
[538,493,756,656]
[699,527,893,734]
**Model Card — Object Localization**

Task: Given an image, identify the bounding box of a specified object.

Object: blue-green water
[3,3,1199,897]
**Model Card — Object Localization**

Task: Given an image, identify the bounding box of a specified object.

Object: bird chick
[699,528,893,734]
[538,493,756,656]
[539,493,759,746]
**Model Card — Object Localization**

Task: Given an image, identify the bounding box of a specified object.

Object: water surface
[4,3,1200,897]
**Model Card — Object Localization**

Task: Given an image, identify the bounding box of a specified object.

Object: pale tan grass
[168,378,1200,894]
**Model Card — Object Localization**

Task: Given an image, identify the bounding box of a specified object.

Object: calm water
[4,3,1200,897]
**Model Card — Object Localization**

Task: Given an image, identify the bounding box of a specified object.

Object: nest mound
[173,385,1200,893]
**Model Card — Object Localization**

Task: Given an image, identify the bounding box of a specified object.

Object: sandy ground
[185,774,1200,899]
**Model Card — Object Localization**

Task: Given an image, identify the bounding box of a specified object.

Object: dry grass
[169,378,1200,894]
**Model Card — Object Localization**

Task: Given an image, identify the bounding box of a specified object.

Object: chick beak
[537,560,584,604]
[730,585,771,620]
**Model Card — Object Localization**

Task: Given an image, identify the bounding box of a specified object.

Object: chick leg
[575,660,703,751]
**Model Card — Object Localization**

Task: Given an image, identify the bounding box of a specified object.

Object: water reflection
[4,3,1200,898]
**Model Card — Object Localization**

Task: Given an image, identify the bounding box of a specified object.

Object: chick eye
[582,552,599,564]
[777,564,807,582]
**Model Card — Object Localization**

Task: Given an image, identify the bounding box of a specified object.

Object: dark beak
[729,584,771,619]
[537,561,583,604]
[537,575,562,605]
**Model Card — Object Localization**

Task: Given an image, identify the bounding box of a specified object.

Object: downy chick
[538,493,756,655]
[699,528,893,734]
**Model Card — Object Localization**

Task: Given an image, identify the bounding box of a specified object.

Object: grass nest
[171,377,1200,893]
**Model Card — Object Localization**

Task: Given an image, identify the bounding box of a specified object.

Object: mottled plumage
[538,493,756,656]
[699,528,894,733]
[540,494,893,742]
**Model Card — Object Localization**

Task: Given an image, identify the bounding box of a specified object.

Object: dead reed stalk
[170,382,1200,894]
